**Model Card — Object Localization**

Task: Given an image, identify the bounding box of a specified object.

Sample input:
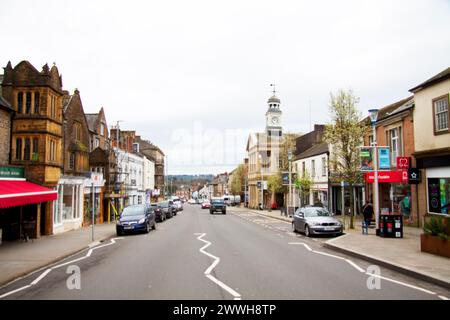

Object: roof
[0,95,13,112]
[362,96,414,124]
[294,142,329,161]
[409,67,450,93]
[268,95,280,104]
[85,113,98,132]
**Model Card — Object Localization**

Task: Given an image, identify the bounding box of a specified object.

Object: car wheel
[145,222,150,233]
[292,222,296,233]
[222,210,226,214]
[210,210,213,215]
[305,225,310,237]
[116,230,123,236]
[152,222,156,230]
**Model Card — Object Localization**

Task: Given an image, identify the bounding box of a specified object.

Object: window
[17,92,23,113]
[32,138,39,160]
[49,140,56,161]
[428,178,450,215]
[322,157,326,176]
[74,122,81,141]
[433,95,449,134]
[100,123,105,136]
[302,161,306,176]
[34,92,40,114]
[26,92,32,114]
[69,152,75,170]
[311,160,316,177]
[368,135,374,146]
[94,138,100,148]
[24,138,31,160]
[15,138,22,160]
[388,127,402,167]
[50,95,57,118]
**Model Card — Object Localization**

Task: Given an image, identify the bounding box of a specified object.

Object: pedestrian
[401,194,411,224]
[362,201,374,234]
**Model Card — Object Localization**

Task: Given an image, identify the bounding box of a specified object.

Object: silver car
[292,206,343,237]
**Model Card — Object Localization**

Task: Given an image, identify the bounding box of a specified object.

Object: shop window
[433,95,449,134]
[34,92,40,114]
[428,178,450,215]
[25,92,32,114]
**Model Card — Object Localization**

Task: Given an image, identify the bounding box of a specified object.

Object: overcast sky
[1,0,449,174]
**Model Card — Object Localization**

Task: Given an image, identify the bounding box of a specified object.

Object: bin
[379,215,403,238]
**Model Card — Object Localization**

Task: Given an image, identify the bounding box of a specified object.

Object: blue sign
[378,148,390,169]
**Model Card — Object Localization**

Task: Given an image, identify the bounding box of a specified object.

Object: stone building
[0,94,13,165]
[1,60,62,236]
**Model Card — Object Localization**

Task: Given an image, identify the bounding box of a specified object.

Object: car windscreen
[158,202,168,208]
[304,207,330,217]
[211,200,224,204]
[121,205,145,216]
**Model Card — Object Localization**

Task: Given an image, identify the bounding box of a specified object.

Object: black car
[150,203,166,222]
[210,198,226,215]
[158,201,175,219]
[116,204,156,236]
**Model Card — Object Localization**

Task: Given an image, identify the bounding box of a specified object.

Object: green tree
[323,89,369,229]
[295,171,313,206]
[230,164,245,195]
[267,171,283,210]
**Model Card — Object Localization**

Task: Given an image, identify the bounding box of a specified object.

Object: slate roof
[409,66,450,93]
[294,142,329,161]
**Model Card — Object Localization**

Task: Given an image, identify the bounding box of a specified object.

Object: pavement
[0,223,116,287]
[233,206,450,290]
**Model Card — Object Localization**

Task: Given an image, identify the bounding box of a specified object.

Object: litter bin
[379,215,403,238]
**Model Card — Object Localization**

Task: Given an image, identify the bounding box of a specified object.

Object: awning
[0,180,57,209]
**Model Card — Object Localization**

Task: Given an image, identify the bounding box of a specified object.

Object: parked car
[201,201,211,209]
[150,203,166,222]
[169,200,178,216]
[173,198,183,211]
[158,201,175,219]
[292,206,343,237]
[210,198,226,215]
[188,199,196,205]
[116,204,156,236]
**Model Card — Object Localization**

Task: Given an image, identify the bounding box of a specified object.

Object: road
[1,204,449,300]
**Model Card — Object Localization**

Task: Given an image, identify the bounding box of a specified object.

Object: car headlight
[310,221,321,226]
[138,218,146,224]
[116,220,122,226]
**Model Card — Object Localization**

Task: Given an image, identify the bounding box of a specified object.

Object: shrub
[423,216,449,241]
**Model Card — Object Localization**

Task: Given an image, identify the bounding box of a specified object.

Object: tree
[323,89,369,229]
[267,172,283,210]
[278,133,300,208]
[295,171,313,206]
[230,164,245,195]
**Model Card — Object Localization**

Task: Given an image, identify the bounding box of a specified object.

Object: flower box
[420,234,450,258]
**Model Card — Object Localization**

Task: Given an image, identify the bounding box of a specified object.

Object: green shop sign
[0,166,25,178]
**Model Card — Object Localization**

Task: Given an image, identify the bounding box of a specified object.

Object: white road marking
[196,233,242,300]
[366,273,436,295]
[345,259,365,273]
[438,295,449,300]
[312,250,346,260]
[288,242,312,251]
[0,237,123,299]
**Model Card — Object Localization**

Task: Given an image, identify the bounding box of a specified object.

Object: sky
[1,0,449,175]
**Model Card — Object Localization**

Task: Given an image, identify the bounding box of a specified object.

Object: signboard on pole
[378,148,390,170]
[360,148,373,171]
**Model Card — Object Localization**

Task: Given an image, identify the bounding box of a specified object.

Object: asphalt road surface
[1,204,449,300]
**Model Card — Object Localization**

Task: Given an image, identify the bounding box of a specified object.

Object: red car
[201,201,211,209]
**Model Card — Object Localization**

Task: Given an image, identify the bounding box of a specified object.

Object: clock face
[271,116,279,125]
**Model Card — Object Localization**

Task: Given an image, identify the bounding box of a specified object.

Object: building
[362,96,415,223]
[134,136,158,201]
[246,93,284,209]
[294,141,329,207]
[0,93,13,165]
[52,89,91,234]
[85,107,109,151]
[1,61,64,237]
[210,173,229,197]
[409,67,450,220]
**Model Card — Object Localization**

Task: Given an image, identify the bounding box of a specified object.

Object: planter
[421,234,450,258]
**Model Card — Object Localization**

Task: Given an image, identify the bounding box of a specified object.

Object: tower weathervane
[270,83,276,95]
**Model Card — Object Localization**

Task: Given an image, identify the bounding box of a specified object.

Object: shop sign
[397,157,410,169]
[0,166,24,178]
[365,170,408,183]
[85,172,105,187]
[378,148,390,170]
[408,168,421,184]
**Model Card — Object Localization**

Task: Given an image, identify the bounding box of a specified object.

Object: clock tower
[265,93,282,137]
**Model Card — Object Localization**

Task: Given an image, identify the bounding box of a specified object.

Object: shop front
[0,169,57,241]
[365,170,413,224]
[426,167,450,215]
[53,176,85,234]
[83,173,105,226]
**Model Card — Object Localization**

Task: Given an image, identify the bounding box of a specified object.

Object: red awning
[0,180,57,209]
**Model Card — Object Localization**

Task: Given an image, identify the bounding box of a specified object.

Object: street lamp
[288,150,293,217]
[368,109,380,235]
[258,153,263,210]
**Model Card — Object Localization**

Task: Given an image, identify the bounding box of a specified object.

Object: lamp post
[369,109,380,236]
[288,150,293,217]
[258,153,263,210]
